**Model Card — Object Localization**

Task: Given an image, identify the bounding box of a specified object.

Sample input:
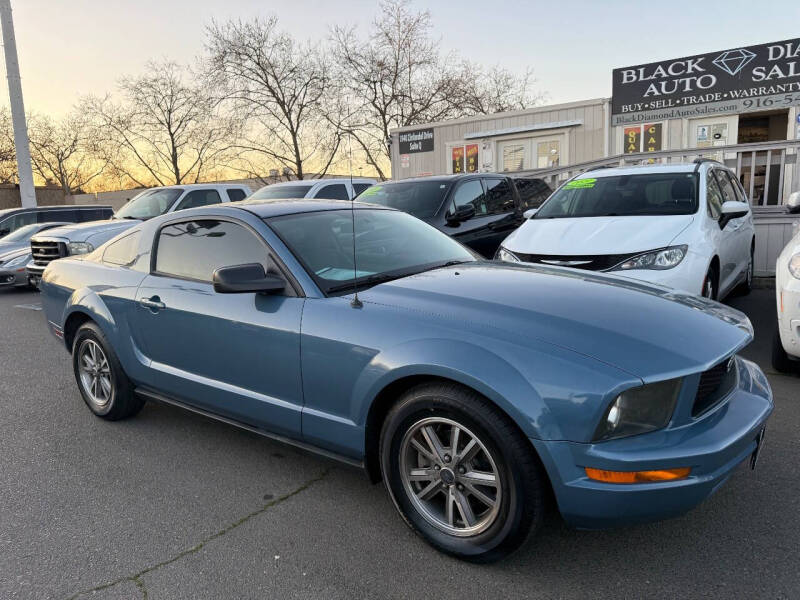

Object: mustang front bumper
[532,358,773,529]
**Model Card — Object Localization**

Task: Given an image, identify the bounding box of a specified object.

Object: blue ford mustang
[39,199,772,562]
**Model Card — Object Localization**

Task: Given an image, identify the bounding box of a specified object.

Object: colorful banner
[465,144,479,173]
[624,126,641,154]
[452,147,465,174]
[643,123,663,152]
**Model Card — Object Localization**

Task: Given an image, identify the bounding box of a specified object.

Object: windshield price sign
[612,38,800,125]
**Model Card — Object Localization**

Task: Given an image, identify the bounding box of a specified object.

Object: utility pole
[0,0,35,207]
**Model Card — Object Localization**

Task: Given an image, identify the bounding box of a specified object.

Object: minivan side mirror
[719,200,749,229]
[523,208,539,219]
[787,191,800,214]
[447,204,475,224]
[212,263,286,294]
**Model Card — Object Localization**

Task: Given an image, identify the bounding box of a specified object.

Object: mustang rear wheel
[380,382,545,562]
[72,322,144,420]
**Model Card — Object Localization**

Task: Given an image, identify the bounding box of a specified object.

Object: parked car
[496,160,754,300]
[773,218,800,372]
[0,247,34,288]
[0,205,112,238]
[358,174,552,257]
[26,183,251,287]
[249,178,377,202]
[39,199,771,562]
[0,221,69,254]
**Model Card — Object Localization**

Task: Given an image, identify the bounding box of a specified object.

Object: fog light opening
[585,467,691,484]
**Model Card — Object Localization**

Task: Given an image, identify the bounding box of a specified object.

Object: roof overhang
[464,119,583,140]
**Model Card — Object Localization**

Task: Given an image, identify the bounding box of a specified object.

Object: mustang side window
[156,219,268,282]
[103,231,141,267]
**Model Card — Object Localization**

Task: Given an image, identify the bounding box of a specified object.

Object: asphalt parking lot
[0,285,798,600]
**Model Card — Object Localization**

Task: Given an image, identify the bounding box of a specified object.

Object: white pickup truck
[27,183,251,287]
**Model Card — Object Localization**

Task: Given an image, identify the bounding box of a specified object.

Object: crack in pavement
[65,468,330,600]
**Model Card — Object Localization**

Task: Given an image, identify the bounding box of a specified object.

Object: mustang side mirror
[787,191,800,214]
[212,263,286,295]
[523,208,539,219]
[719,200,749,229]
[447,204,475,224]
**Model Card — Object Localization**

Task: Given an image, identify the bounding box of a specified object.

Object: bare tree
[83,60,238,187]
[205,17,341,181]
[330,0,541,179]
[0,108,17,184]
[27,111,108,194]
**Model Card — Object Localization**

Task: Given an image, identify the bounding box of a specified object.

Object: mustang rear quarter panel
[298,295,640,458]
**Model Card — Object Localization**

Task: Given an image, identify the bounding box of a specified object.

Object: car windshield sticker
[564,178,597,189]
[359,186,382,197]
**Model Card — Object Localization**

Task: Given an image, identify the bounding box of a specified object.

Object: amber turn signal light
[585,467,691,484]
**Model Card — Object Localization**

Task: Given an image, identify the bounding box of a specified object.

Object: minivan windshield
[535,172,698,219]
[268,208,475,294]
[114,188,184,220]
[249,184,314,201]
[357,181,450,220]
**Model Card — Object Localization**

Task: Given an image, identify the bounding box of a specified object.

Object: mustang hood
[361,262,752,381]
[503,215,694,255]
[0,247,30,263]
[35,219,137,243]
[0,240,31,255]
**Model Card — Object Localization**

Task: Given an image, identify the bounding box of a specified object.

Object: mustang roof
[236,198,393,218]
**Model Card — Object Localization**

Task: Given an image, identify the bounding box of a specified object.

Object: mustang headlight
[4,253,31,268]
[789,253,800,279]
[593,378,682,441]
[496,247,521,263]
[614,245,687,271]
[67,242,94,255]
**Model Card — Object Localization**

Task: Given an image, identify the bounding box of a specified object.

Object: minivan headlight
[67,242,94,255]
[593,378,682,441]
[613,245,687,271]
[789,253,800,279]
[496,247,521,263]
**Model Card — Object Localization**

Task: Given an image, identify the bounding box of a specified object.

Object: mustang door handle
[139,297,166,311]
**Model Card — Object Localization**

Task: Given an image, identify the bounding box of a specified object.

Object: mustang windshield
[268,209,475,293]
[357,181,450,219]
[535,172,698,219]
[1,223,45,242]
[114,188,183,220]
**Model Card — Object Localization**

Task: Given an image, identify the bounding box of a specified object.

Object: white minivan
[497,160,754,300]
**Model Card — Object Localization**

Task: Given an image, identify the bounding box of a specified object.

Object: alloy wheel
[399,417,502,537]
[77,339,113,409]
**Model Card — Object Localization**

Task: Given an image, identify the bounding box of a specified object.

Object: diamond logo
[712,48,756,76]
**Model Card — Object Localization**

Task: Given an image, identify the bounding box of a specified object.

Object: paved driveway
[0,286,797,599]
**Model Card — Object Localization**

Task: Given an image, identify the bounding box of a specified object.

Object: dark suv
[0,205,113,239]
[357,174,551,257]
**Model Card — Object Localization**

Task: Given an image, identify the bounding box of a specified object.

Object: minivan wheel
[380,382,544,563]
[72,322,144,420]
[702,266,718,300]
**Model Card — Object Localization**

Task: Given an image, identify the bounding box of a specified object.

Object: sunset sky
[6,0,800,118]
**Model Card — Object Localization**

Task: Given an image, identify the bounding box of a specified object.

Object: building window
[537,140,560,168]
[624,123,663,154]
[502,144,525,171]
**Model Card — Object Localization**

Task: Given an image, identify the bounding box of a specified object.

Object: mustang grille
[31,240,67,267]
[693,357,738,416]
[513,252,641,271]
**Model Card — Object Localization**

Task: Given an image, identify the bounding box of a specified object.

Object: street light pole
[0,0,35,207]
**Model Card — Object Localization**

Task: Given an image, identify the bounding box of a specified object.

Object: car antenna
[347,130,362,308]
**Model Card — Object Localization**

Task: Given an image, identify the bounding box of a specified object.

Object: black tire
[380,382,545,563]
[735,244,754,296]
[702,264,718,300]
[772,323,794,374]
[72,322,144,420]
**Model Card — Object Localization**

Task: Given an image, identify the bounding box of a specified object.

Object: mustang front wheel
[380,382,545,562]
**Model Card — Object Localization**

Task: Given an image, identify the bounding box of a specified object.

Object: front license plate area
[750,426,766,470]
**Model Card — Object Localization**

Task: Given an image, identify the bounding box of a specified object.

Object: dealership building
[391,38,800,210]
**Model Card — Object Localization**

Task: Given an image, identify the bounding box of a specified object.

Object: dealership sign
[611,38,800,125]
[398,128,434,153]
